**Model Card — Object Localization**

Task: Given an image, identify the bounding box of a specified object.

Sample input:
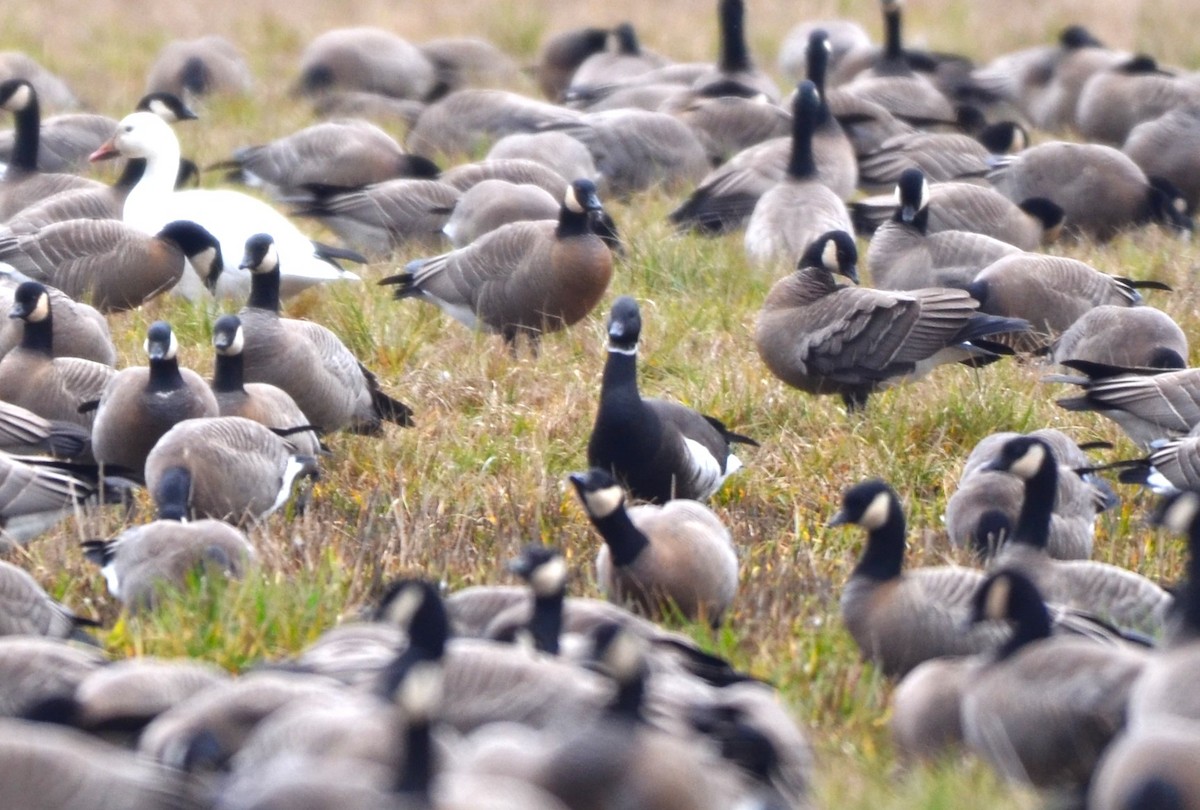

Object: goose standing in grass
[569,468,738,625]
[239,234,414,434]
[0,79,102,220]
[90,320,219,477]
[588,296,756,504]
[743,81,853,268]
[0,219,222,312]
[754,231,1029,411]
[143,416,320,527]
[382,179,613,349]
[0,281,114,428]
[88,111,362,301]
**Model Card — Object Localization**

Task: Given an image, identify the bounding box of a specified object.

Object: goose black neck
[609,667,647,722]
[8,95,39,173]
[851,500,906,581]
[211,353,244,394]
[18,312,52,356]
[154,466,191,521]
[148,356,186,392]
[600,346,641,407]
[806,42,831,126]
[592,505,652,567]
[894,205,930,233]
[395,717,433,799]
[1011,459,1057,551]
[995,581,1053,660]
[786,104,816,179]
[247,269,282,313]
[556,203,593,238]
[115,158,147,190]
[883,5,904,62]
[529,590,564,655]
[718,0,751,72]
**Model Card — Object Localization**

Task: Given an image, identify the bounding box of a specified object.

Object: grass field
[5,1,1200,807]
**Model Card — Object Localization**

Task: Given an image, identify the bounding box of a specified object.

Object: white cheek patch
[603,630,644,680]
[531,555,567,595]
[28,292,49,322]
[820,237,839,270]
[262,242,279,272]
[398,660,443,719]
[166,330,180,360]
[918,177,930,211]
[193,247,217,278]
[860,490,892,531]
[148,99,170,119]
[1010,443,1046,480]
[563,186,584,214]
[5,84,31,112]
[583,484,625,518]
[383,585,424,627]
[984,575,1011,621]
[1163,493,1200,534]
[229,325,245,355]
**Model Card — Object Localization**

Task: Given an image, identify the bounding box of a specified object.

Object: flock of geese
[0,0,1198,807]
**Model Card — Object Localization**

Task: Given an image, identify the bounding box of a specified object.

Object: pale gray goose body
[145,35,252,98]
[485,131,597,189]
[1124,106,1200,209]
[0,636,103,716]
[1077,57,1200,146]
[1053,305,1187,371]
[442,180,557,248]
[0,453,118,547]
[1054,364,1200,448]
[0,559,97,638]
[406,88,581,158]
[296,26,436,101]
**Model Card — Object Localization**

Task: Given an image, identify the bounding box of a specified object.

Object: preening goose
[569,468,739,624]
[0,281,114,428]
[382,179,613,347]
[210,314,323,457]
[829,479,1005,678]
[239,233,414,434]
[866,168,1022,291]
[960,570,1148,789]
[0,79,102,220]
[1053,305,1187,371]
[90,320,219,476]
[588,296,756,504]
[88,111,362,301]
[744,81,853,268]
[145,35,252,98]
[144,416,319,526]
[754,230,1029,411]
[0,219,222,312]
[986,436,1172,636]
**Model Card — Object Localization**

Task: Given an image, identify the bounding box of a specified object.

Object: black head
[564,179,603,215]
[159,221,223,294]
[977,121,1027,154]
[239,233,278,273]
[1059,25,1102,49]
[894,168,929,225]
[9,280,50,322]
[0,79,35,113]
[1147,176,1194,236]
[606,295,642,351]
[135,92,198,123]
[984,436,1053,480]
[212,314,244,357]
[612,23,640,55]
[799,230,858,282]
[508,544,568,597]
[154,466,193,521]
[1148,347,1188,370]
[828,479,898,530]
[1017,197,1065,233]
[569,468,626,520]
[144,320,178,362]
[1119,54,1165,75]
[374,578,449,656]
[1117,777,1187,810]
[806,29,831,85]
[792,79,821,122]
[590,621,647,686]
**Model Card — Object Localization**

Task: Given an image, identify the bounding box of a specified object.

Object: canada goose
[214,119,439,201]
[0,281,114,428]
[1089,723,1200,810]
[1114,434,1200,496]
[239,234,413,433]
[210,314,322,457]
[568,23,670,93]
[144,416,319,526]
[145,35,252,98]
[0,219,222,312]
[89,111,362,301]
[90,320,219,476]
[1076,56,1200,146]
[0,79,103,220]
[1052,363,1200,448]
[0,636,103,716]
[532,27,611,102]
[0,558,98,639]
[889,652,984,761]
[406,89,581,159]
[946,429,1113,560]
[542,108,710,198]
[0,270,115,366]
[1124,107,1200,209]
[829,479,1005,678]
[382,179,612,347]
[967,253,1162,353]
[690,0,780,102]
[960,569,1148,789]
[867,168,1022,291]
[418,37,521,97]
[83,512,256,610]
[987,141,1193,241]
[291,622,405,688]
[851,182,1064,249]
[504,544,568,655]
[985,436,1172,635]
[1053,305,1188,371]
[310,90,426,128]
[588,296,755,503]
[755,230,1028,411]
[296,27,437,101]
[442,179,556,248]
[0,53,79,111]
[0,399,89,459]
[569,468,738,624]
[291,177,458,258]
[744,81,854,268]
[485,131,598,190]
[778,19,872,83]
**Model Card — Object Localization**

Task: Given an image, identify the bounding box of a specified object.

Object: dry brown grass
[3,1,1200,807]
